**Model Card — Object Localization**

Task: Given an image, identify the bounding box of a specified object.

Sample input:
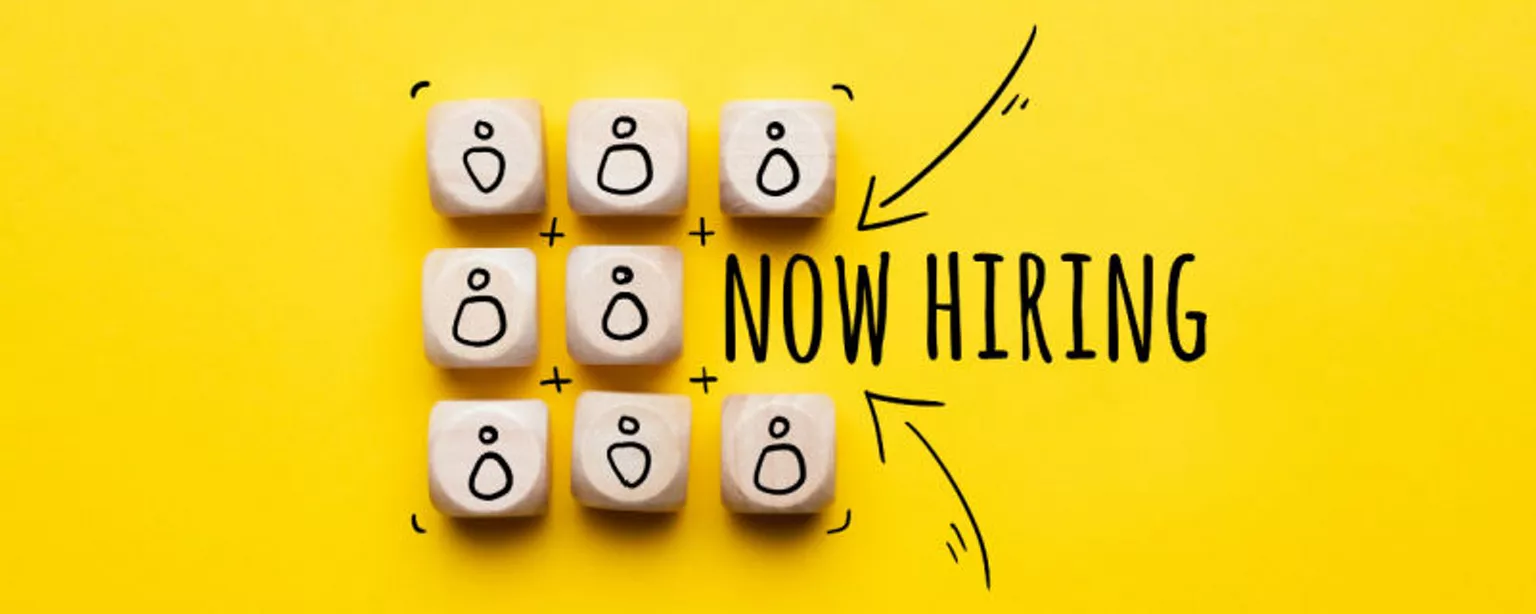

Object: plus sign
[688,366,719,394]
[688,216,716,247]
[538,365,573,394]
[539,217,565,247]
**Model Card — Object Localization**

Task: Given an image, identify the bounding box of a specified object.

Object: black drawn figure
[452,267,507,347]
[468,425,513,501]
[462,120,506,194]
[604,415,652,489]
[752,416,807,495]
[754,121,800,197]
[596,115,653,196]
[599,265,649,341]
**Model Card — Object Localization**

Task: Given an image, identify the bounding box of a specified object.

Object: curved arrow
[857,25,1038,232]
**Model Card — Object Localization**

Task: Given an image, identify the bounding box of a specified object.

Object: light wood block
[565,245,682,365]
[719,100,835,217]
[423,248,538,368]
[720,393,836,514]
[428,400,549,517]
[427,99,546,216]
[571,391,692,512]
[567,99,688,216]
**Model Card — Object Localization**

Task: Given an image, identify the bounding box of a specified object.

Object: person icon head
[612,115,637,140]
[618,414,640,436]
[767,415,790,439]
[479,425,498,445]
[612,265,633,286]
[467,267,490,291]
[474,120,494,141]
[766,120,785,141]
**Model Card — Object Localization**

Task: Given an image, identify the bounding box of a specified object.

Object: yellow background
[2,0,1533,611]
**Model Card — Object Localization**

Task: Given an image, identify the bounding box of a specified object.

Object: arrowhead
[856,176,930,232]
[865,390,945,463]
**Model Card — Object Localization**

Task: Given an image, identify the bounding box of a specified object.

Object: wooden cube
[720,394,836,514]
[428,400,549,517]
[719,100,835,217]
[571,391,691,512]
[567,99,688,216]
[422,248,538,368]
[565,246,682,365]
[426,99,546,216]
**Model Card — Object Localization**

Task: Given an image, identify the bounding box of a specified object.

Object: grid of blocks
[423,98,838,516]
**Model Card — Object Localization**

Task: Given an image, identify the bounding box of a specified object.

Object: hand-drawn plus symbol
[688,216,716,247]
[410,513,427,534]
[600,265,649,341]
[451,267,507,348]
[752,416,808,495]
[826,508,852,535]
[539,217,565,247]
[409,80,431,99]
[468,425,514,501]
[462,120,506,194]
[856,25,1038,232]
[605,415,653,489]
[538,365,573,394]
[831,83,854,101]
[596,115,654,195]
[688,366,718,394]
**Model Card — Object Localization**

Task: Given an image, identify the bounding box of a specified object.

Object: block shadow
[726,511,824,546]
[442,514,547,552]
[576,506,681,544]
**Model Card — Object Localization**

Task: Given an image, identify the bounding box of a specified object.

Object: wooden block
[428,400,549,517]
[422,248,538,368]
[720,394,836,514]
[565,246,682,365]
[567,99,688,216]
[426,99,546,216]
[719,100,835,217]
[571,391,692,512]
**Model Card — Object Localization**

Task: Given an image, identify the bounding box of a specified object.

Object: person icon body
[754,121,800,197]
[452,267,507,347]
[468,425,514,501]
[604,415,653,489]
[596,115,654,196]
[462,120,506,194]
[752,416,807,495]
[600,265,649,341]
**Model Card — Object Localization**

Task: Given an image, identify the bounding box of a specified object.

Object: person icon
[462,120,506,194]
[599,265,649,341]
[452,267,507,347]
[468,425,513,501]
[604,415,652,489]
[596,115,654,196]
[752,416,807,495]
[754,121,800,197]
